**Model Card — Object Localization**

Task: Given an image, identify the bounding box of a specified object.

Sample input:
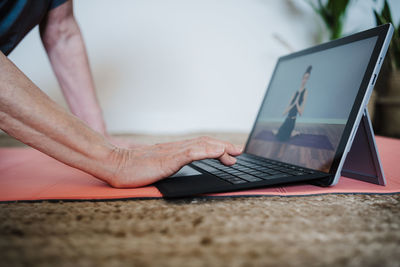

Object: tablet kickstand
[341,109,386,185]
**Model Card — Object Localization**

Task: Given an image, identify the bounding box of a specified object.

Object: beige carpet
[0,133,399,267]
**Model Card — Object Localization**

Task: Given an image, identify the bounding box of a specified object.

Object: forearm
[0,52,117,182]
[283,104,293,116]
[295,103,300,115]
[0,52,243,188]
[40,13,106,134]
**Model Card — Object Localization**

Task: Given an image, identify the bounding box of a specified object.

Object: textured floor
[0,133,399,267]
[1,195,400,267]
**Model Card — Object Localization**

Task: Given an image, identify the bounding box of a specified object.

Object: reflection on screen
[246,36,378,172]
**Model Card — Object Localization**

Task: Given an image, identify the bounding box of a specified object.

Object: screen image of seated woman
[274,65,311,141]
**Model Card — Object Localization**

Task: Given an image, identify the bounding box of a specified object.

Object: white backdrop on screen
[7,0,399,134]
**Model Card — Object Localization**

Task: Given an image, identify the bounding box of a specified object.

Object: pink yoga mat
[0,136,399,202]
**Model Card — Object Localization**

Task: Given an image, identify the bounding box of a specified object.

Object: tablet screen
[246,36,378,172]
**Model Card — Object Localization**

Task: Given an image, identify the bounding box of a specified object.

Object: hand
[296,102,302,116]
[105,136,243,188]
[106,135,148,149]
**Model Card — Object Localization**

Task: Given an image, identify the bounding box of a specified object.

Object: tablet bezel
[244,24,393,183]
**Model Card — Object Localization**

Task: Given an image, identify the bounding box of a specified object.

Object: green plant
[374,0,400,71]
[307,0,353,40]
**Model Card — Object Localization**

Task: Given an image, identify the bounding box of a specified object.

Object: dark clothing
[276,89,306,141]
[0,0,67,55]
[287,89,305,118]
[276,116,296,142]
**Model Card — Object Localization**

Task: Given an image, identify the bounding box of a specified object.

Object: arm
[296,90,307,116]
[39,1,106,134]
[0,51,115,180]
[282,93,296,116]
[0,52,242,187]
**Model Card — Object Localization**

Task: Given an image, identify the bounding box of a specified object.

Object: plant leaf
[381,0,393,24]
[373,10,385,25]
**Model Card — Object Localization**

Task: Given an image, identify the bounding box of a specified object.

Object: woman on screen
[275,65,311,141]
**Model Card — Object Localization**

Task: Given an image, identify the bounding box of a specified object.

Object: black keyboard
[191,156,316,185]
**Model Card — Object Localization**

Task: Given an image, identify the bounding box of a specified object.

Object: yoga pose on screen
[275,65,311,141]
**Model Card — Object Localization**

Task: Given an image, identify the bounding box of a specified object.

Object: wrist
[98,146,130,188]
[78,137,123,185]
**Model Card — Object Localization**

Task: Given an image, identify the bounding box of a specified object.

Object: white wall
[8,0,400,134]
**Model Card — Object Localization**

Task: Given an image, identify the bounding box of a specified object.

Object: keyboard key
[220,176,246,184]
[192,157,317,185]
[251,172,270,177]
[268,171,283,175]
[239,174,262,182]
[192,162,218,173]
[218,173,232,177]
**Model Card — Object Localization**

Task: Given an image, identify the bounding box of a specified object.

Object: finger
[176,142,226,166]
[217,152,237,165]
[165,136,243,156]
[203,137,243,156]
[157,136,243,168]
[154,137,206,151]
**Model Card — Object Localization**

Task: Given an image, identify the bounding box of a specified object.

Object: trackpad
[170,165,202,178]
